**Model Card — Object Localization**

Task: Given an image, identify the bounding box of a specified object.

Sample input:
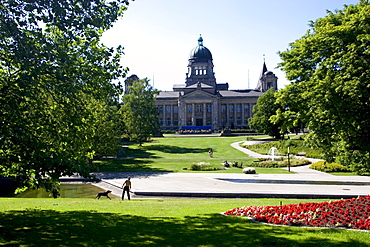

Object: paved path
[93,142,370,199]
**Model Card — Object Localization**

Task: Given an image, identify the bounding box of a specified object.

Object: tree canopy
[276,0,370,174]
[0,0,130,196]
[121,78,159,145]
[248,88,283,139]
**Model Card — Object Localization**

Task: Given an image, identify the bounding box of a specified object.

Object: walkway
[92,141,370,199]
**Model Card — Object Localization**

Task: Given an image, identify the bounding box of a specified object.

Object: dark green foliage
[0,0,130,197]
[248,88,283,138]
[121,78,160,145]
[276,1,370,173]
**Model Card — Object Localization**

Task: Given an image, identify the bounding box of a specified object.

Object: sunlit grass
[0,198,368,246]
[95,135,293,174]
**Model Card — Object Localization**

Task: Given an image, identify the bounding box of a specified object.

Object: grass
[245,136,324,159]
[328,172,358,176]
[94,135,292,174]
[1,198,369,246]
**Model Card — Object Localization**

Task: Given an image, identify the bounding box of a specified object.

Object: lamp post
[287,146,291,172]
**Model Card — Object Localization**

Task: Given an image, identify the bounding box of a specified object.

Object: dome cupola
[189,35,213,61]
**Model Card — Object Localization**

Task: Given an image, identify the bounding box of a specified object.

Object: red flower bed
[223,196,370,230]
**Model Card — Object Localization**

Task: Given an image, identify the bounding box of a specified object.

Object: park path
[231,141,328,177]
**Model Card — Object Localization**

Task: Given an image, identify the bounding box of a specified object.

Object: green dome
[189,35,213,61]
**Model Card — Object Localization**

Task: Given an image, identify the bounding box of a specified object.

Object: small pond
[14,183,119,199]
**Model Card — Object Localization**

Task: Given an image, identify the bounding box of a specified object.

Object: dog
[95,190,112,199]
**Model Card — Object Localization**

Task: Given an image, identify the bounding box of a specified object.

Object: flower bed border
[223,196,370,230]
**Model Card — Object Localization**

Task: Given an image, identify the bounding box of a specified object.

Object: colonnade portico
[155,99,254,130]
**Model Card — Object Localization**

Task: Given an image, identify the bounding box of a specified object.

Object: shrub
[189,162,218,171]
[243,167,256,174]
[255,160,281,168]
[310,161,351,172]
[253,158,311,168]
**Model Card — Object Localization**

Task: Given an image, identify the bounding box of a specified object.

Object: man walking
[122,177,132,200]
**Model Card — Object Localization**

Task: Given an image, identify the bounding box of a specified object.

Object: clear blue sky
[101,0,359,91]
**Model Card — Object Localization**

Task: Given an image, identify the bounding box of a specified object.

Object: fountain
[268,147,279,161]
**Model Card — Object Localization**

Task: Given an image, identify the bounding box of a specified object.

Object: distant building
[145,36,277,131]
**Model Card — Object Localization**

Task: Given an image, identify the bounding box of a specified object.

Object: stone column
[241,104,245,125]
[178,100,184,128]
[170,105,174,127]
[226,104,229,126]
[203,103,206,126]
[162,105,167,127]
[192,103,195,126]
[233,103,236,126]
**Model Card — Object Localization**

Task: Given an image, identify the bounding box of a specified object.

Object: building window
[166,106,171,114]
[207,104,212,113]
[236,104,241,113]
[221,105,226,113]
[244,104,250,118]
[187,105,192,113]
[174,106,178,114]
[196,105,202,113]
[237,117,242,125]
[166,118,171,126]
[229,104,234,113]
[158,106,163,114]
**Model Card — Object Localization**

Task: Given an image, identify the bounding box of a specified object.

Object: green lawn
[1,198,369,246]
[244,135,324,159]
[94,135,292,174]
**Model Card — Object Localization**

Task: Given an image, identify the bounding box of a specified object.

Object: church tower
[255,61,278,92]
[185,35,216,88]
[124,74,139,95]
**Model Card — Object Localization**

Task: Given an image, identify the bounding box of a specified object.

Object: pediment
[181,90,217,100]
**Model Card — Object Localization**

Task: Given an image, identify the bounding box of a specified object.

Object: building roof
[219,90,263,98]
[155,91,180,99]
[189,35,212,61]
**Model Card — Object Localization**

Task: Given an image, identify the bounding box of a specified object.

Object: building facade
[153,36,278,131]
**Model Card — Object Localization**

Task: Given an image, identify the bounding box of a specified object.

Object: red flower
[223,195,370,230]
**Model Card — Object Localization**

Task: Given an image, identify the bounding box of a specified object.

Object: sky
[101,0,360,91]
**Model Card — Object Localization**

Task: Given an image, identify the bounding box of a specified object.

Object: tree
[248,88,283,139]
[276,0,370,174]
[0,0,130,197]
[121,78,159,145]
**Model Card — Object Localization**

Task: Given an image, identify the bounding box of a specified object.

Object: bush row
[189,162,218,171]
[252,158,311,168]
[310,161,351,172]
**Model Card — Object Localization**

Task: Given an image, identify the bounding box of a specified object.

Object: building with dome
[154,35,278,132]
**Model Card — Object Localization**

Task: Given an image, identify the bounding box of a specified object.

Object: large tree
[249,88,283,139]
[0,0,130,197]
[121,78,159,145]
[276,0,370,174]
